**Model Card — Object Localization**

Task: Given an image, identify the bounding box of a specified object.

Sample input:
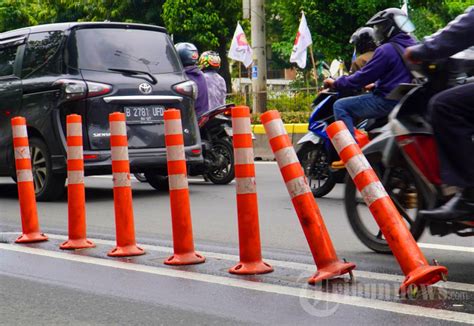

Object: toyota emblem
[138,82,152,94]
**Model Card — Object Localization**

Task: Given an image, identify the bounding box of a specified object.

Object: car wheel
[29,137,66,201]
[145,173,169,191]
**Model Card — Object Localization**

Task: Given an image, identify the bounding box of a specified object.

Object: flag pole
[309,45,319,89]
[238,61,243,104]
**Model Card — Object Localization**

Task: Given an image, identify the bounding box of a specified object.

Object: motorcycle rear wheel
[204,139,235,185]
[297,143,336,198]
[344,162,426,254]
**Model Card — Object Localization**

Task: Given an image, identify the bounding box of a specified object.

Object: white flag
[228,22,253,68]
[401,1,408,16]
[290,13,313,69]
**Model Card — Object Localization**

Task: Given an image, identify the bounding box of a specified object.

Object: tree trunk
[218,41,232,93]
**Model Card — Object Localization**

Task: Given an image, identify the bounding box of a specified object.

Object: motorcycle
[187,104,235,184]
[344,52,474,253]
[297,90,384,197]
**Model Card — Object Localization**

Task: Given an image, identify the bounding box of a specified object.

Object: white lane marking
[0,243,472,324]
[12,233,472,294]
[419,243,474,254]
[254,161,277,165]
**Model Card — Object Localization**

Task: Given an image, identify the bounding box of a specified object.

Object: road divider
[327,121,448,294]
[11,117,48,243]
[60,114,95,250]
[164,109,205,265]
[108,112,145,257]
[229,106,273,275]
[261,110,355,284]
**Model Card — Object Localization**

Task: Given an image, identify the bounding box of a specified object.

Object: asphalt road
[0,162,473,325]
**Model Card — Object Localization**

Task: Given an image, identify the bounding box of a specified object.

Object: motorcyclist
[405,6,474,222]
[349,27,377,74]
[175,42,209,118]
[324,8,417,168]
[198,51,227,111]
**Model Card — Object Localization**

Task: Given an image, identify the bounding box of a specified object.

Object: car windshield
[69,27,181,74]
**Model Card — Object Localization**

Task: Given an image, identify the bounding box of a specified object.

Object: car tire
[29,137,66,201]
[145,173,169,191]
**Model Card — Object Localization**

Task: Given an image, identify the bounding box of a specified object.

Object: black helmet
[366,8,415,44]
[350,27,377,54]
[175,42,199,67]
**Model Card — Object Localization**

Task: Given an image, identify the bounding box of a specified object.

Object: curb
[251,123,308,160]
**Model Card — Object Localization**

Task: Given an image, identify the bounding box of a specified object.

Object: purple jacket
[203,71,227,110]
[335,33,417,97]
[184,66,209,118]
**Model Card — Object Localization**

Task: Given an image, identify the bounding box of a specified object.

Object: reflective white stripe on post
[12,125,27,138]
[346,154,372,179]
[234,148,254,165]
[264,119,287,140]
[68,170,84,185]
[285,176,311,199]
[274,147,299,169]
[169,174,188,190]
[331,129,354,154]
[67,123,82,137]
[67,146,83,160]
[232,117,251,135]
[17,169,33,183]
[14,146,30,160]
[166,145,185,162]
[111,146,129,161]
[110,121,127,136]
[361,181,389,207]
[165,119,182,135]
[113,172,131,188]
[236,177,257,195]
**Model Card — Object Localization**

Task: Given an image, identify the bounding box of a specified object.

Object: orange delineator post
[60,114,95,250]
[108,112,145,257]
[163,109,205,265]
[11,117,48,243]
[327,121,447,292]
[261,111,355,284]
[229,106,273,275]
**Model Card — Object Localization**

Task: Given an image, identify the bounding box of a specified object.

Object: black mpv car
[0,22,203,201]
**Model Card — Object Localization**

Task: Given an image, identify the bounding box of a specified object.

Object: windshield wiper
[108,68,157,85]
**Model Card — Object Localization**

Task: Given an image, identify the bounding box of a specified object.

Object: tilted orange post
[60,114,95,250]
[163,109,205,265]
[261,111,355,284]
[327,121,447,293]
[229,106,273,275]
[11,117,48,243]
[108,112,145,257]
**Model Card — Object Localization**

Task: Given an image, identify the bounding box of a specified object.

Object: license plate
[124,105,165,124]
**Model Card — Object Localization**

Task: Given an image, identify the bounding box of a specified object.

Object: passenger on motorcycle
[175,42,209,118]
[324,8,417,168]
[198,51,227,111]
[406,6,474,222]
[349,27,377,74]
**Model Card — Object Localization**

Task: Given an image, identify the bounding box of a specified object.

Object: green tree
[162,0,242,91]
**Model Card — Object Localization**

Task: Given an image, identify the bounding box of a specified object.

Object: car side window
[22,31,64,79]
[0,45,19,77]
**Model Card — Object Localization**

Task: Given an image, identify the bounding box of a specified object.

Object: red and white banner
[228,22,253,68]
[290,13,313,69]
